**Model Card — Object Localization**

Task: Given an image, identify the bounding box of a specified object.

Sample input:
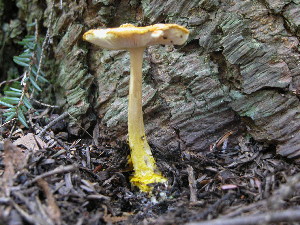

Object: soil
[0,117,300,225]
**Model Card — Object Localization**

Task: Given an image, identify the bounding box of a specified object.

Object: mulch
[0,114,300,225]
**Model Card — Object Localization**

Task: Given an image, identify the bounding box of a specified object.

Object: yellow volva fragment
[129,134,167,192]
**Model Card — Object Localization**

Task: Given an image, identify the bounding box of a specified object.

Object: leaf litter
[0,122,300,225]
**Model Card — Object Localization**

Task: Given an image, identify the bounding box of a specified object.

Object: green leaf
[29,76,42,91]
[17,41,27,46]
[0,97,20,104]
[18,51,33,58]
[3,110,16,117]
[37,75,49,83]
[4,91,22,97]
[23,36,35,42]
[27,22,36,27]
[13,57,30,67]
[5,111,17,122]
[10,87,22,92]
[35,45,42,60]
[23,96,33,110]
[31,67,48,83]
[14,56,31,63]
[5,107,16,112]
[39,70,46,77]
[0,100,14,108]
[25,41,35,50]
[0,97,20,107]
[17,109,28,128]
[20,105,27,112]
[32,65,47,77]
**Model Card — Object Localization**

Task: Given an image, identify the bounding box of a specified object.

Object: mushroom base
[129,137,167,192]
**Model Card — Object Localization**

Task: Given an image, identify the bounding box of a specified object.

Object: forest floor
[0,114,300,225]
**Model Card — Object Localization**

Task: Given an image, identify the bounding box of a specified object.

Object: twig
[191,192,235,221]
[86,146,91,169]
[186,208,300,225]
[222,200,266,218]
[50,134,70,151]
[8,120,17,138]
[30,1,55,99]
[12,201,37,224]
[38,111,69,137]
[0,118,17,128]
[0,76,23,88]
[268,172,300,210]
[86,194,111,201]
[31,99,60,108]
[24,164,77,187]
[187,165,197,202]
[67,113,94,139]
[0,197,10,204]
[12,191,54,225]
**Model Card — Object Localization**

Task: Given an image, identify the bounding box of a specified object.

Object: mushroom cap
[83,24,189,50]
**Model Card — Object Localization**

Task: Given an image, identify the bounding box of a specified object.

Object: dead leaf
[14,133,46,152]
[1,140,27,196]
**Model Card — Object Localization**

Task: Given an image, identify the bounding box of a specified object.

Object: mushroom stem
[128,47,166,192]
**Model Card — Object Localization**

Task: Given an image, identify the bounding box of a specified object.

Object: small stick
[86,146,91,169]
[0,76,22,88]
[186,208,300,225]
[24,165,77,187]
[223,200,266,218]
[31,99,59,108]
[38,112,69,137]
[86,194,111,201]
[191,192,235,221]
[30,2,55,99]
[8,120,17,139]
[12,201,37,224]
[0,118,16,128]
[187,165,197,202]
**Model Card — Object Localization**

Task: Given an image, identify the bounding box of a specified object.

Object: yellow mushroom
[83,24,189,192]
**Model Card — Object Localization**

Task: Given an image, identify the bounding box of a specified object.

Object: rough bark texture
[13,0,300,159]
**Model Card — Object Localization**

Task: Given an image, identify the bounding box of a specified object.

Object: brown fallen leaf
[14,133,46,152]
[1,140,27,196]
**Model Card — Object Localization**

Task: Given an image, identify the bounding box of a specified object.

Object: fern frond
[0,35,47,128]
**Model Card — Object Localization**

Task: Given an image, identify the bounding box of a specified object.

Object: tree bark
[10,0,300,160]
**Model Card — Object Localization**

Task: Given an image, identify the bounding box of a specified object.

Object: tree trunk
[9,0,300,160]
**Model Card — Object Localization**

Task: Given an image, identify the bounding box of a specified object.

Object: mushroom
[83,24,189,192]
